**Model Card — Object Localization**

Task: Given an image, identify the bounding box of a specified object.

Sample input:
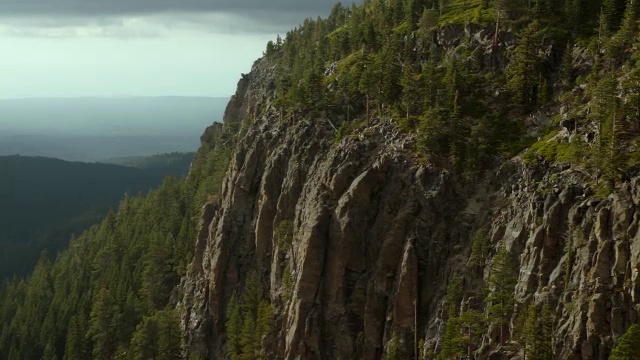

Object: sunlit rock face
[181,54,640,360]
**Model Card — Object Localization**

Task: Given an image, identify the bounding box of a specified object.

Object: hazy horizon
[0,95,228,135]
[0,96,229,161]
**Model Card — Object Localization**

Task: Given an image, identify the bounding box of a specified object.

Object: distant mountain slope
[0,129,230,360]
[102,151,195,173]
[0,155,189,278]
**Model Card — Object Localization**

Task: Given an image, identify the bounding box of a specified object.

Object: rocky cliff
[454,161,640,360]
[179,49,640,359]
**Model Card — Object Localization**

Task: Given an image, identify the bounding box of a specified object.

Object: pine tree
[243,271,263,316]
[522,303,553,359]
[401,63,423,122]
[487,247,517,345]
[590,75,620,191]
[255,300,273,360]
[128,309,181,360]
[239,315,257,360]
[492,0,525,33]
[559,43,575,90]
[63,315,87,360]
[438,274,466,360]
[226,293,242,360]
[16,252,54,359]
[602,0,627,32]
[156,309,182,360]
[130,314,159,360]
[265,41,276,56]
[523,303,538,359]
[359,54,383,122]
[275,220,294,252]
[421,53,441,110]
[440,57,467,169]
[380,35,403,108]
[335,68,355,122]
[418,7,439,33]
[439,316,465,360]
[418,108,450,156]
[564,0,580,35]
[610,324,640,360]
[88,287,118,360]
[607,0,640,64]
[141,232,175,311]
[444,274,463,318]
[622,0,640,28]
[41,342,57,360]
[459,309,485,358]
[507,20,544,113]
[469,231,491,269]
[538,305,554,359]
[384,333,405,360]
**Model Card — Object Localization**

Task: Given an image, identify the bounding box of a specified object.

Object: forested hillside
[1,0,640,358]
[0,127,230,359]
[0,154,193,279]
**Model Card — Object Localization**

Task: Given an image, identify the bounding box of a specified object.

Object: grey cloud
[0,0,342,19]
[0,12,301,38]
[0,0,352,35]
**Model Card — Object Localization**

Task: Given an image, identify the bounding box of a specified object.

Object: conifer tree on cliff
[610,324,640,360]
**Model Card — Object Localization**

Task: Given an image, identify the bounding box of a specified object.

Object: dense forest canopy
[0,132,229,359]
[0,153,193,279]
[1,0,640,358]
[262,0,639,188]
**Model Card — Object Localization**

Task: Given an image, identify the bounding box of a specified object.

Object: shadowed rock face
[181,57,640,360]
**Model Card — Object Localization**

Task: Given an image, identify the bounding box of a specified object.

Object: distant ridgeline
[102,152,196,172]
[1,0,640,359]
[0,153,193,279]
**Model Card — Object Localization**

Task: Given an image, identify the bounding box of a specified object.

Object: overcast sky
[0,0,346,98]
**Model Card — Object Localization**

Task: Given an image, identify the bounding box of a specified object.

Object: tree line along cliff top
[257,0,639,192]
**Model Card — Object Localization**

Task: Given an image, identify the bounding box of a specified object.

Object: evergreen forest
[1,0,640,358]
[0,153,193,279]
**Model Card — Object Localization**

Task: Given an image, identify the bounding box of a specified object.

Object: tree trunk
[494,9,500,46]
[366,95,370,125]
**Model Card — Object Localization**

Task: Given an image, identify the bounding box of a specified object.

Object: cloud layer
[0,0,347,36]
[0,0,336,16]
[0,13,292,37]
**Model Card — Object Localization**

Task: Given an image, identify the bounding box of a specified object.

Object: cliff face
[182,58,456,358]
[459,162,640,359]
[181,56,640,360]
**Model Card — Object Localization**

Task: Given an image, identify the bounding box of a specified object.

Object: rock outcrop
[181,55,639,360]
[472,163,640,360]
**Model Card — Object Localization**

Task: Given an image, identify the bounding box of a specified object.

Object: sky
[0,0,346,99]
